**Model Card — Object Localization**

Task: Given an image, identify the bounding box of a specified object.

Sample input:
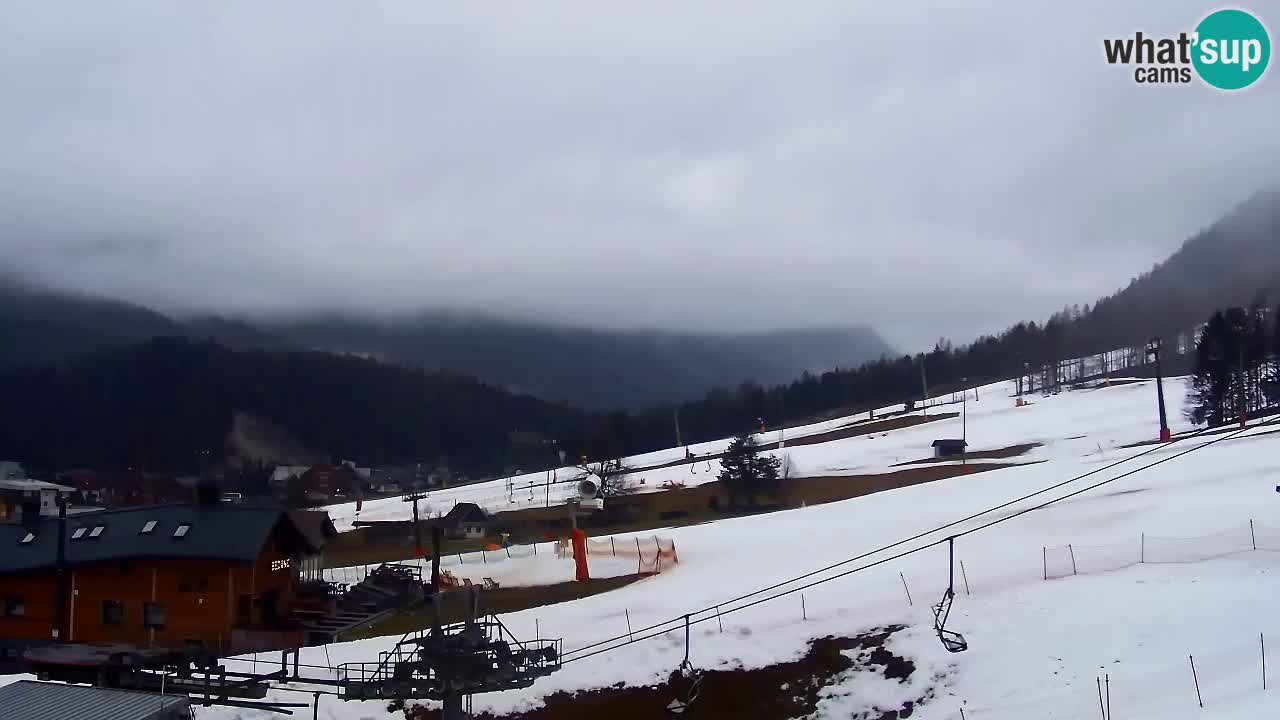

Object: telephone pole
[1145,338,1171,442]
[919,354,930,417]
[778,393,786,449]
[1238,340,1249,428]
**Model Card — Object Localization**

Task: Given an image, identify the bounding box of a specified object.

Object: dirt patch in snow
[890,442,1042,467]
[345,574,646,640]
[400,626,929,720]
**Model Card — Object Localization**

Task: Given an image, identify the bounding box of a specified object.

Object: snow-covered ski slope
[12,376,1280,718]
[325,378,1164,532]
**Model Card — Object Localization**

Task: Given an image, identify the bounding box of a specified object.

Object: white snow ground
[10,376,1280,719]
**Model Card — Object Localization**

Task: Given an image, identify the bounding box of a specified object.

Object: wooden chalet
[0,500,330,658]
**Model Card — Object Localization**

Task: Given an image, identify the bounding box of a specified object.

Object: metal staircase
[337,613,561,702]
[297,563,425,642]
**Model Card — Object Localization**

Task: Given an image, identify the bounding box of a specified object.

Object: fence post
[1043,547,1048,580]
[1096,677,1105,719]
[1190,654,1204,708]
[1264,633,1268,690]
[899,573,913,606]
[612,537,617,556]
[1251,519,1257,550]
[1069,544,1078,576]
[801,593,807,620]
[482,550,487,564]
[625,608,634,641]
[960,560,971,596]
[716,605,723,633]
[1105,673,1111,720]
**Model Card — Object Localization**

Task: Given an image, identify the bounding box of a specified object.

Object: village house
[268,465,311,489]
[289,464,360,503]
[352,502,491,544]
[0,479,76,524]
[0,680,192,720]
[62,470,192,508]
[439,502,491,540]
[0,498,329,660]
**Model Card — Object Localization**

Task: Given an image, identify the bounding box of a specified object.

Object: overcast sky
[1,1,1277,351]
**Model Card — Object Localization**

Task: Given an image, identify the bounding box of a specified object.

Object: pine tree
[1242,304,1270,415]
[717,430,782,508]
[1186,307,1271,426]
[1186,311,1235,427]
[1267,304,1280,406]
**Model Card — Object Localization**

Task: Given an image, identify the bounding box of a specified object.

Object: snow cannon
[576,474,604,510]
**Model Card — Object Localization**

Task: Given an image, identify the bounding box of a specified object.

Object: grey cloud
[1,0,1277,350]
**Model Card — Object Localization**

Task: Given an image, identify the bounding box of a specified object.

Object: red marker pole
[571,529,590,581]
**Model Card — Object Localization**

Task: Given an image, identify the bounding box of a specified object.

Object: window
[140,520,157,535]
[173,524,190,538]
[4,596,23,617]
[20,533,34,545]
[71,527,86,540]
[143,602,166,629]
[88,526,104,538]
[102,600,124,626]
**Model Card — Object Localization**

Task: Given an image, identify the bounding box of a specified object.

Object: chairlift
[667,615,704,716]
[932,537,968,654]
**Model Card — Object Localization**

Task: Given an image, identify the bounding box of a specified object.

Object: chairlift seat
[938,629,968,653]
[932,577,968,654]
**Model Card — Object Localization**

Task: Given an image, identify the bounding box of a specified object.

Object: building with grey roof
[0,680,190,720]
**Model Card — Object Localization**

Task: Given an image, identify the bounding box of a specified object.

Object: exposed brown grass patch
[403,626,932,720]
[343,575,646,640]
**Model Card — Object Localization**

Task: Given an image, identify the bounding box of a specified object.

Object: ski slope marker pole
[1190,654,1203,708]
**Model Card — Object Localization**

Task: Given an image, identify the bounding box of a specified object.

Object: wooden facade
[0,505,323,655]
